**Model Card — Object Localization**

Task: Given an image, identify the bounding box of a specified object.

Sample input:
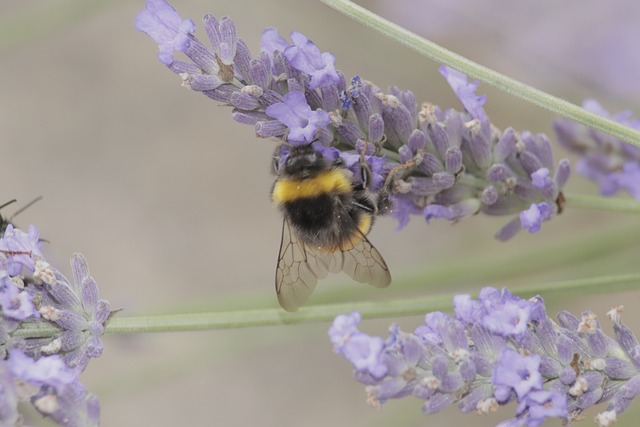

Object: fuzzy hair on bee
[271,143,391,312]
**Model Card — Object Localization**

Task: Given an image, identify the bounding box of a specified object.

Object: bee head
[281,144,328,179]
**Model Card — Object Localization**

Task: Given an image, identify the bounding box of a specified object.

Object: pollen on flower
[451,348,470,363]
[241,85,264,97]
[568,410,587,423]
[39,306,62,322]
[33,395,59,415]
[463,119,481,131]
[418,103,436,124]
[422,375,441,390]
[607,305,624,324]
[365,386,382,410]
[34,259,56,285]
[584,357,606,371]
[578,312,598,333]
[180,73,193,89]
[568,376,588,396]
[374,92,400,108]
[41,338,63,355]
[476,397,498,414]
[595,410,617,427]
[329,111,343,127]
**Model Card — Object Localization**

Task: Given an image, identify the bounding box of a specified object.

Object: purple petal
[519,202,551,233]
[493,348,542,400]
[284,31,339,90]
[329,311,361,351]
[265,91,329,143]
[439,66,487,122]
[135,0,196,65]
[8,350,77,392]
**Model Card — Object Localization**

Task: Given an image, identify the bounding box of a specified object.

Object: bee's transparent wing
[314,201,391,288]
[325,229,391,288]
[275,219,329,312]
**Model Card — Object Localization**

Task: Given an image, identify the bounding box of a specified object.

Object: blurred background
[1,0,639,425]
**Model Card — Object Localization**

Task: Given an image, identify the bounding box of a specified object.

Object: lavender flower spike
[1,221,109,425]
[136,1,571,240]
[554,99,640,200]
[330,288,640,426]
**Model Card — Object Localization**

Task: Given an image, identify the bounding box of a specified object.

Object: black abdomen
[283,194,360,248]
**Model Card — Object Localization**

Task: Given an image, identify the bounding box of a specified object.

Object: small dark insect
[1,197,43,256]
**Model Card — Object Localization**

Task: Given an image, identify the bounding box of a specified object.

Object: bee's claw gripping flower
[554,99,640,200]
[136,0,571,240]
[1,225,108,425]
[330,289,640,425]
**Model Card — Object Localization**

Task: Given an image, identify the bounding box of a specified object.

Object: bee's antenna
[9,196,43,221]
[0,199,17,211]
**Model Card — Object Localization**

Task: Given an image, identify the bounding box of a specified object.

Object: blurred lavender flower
[135,0,570,239]
[330,288,640,426]
[32,381,100,427]
[554,100,640,200]
[1,224,108,426]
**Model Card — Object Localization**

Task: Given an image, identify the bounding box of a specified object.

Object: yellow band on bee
[272,169,351,204]
[357,212,372,235]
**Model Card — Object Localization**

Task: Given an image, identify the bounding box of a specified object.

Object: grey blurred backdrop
[1,0,639,425]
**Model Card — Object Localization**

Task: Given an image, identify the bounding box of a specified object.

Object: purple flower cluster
[554,100,640,200]
[0,222,107,426]
[330,288,640,426]
[135,0,570,240]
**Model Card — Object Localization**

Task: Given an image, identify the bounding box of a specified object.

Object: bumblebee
[271,143,391,311]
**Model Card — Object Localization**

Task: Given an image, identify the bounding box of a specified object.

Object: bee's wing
[314,201,391,288]
[332,229,391,288]
[275,219,329,312]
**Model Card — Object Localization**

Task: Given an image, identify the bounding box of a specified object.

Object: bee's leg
[332,156,344,168]
[375,189,393,216]
[352,199,376,214]
[383,157,421,192]
[351,139,374,191]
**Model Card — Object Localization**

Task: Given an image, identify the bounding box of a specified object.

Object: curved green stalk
[12,273,640,338]
[320,0,640,147]
[565,193,640,214]
[85,272,640,332]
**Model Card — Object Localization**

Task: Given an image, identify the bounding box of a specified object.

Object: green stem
[565,193,640,214]
[319,0,640,147]
[12,273,640,338]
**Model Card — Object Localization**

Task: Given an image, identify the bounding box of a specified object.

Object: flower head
[330,288,640,425]
[136,2,571,240]
[1,222,108,425]
[33,382,100,427]
[554,99,640,200]
[36,253,111,371]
